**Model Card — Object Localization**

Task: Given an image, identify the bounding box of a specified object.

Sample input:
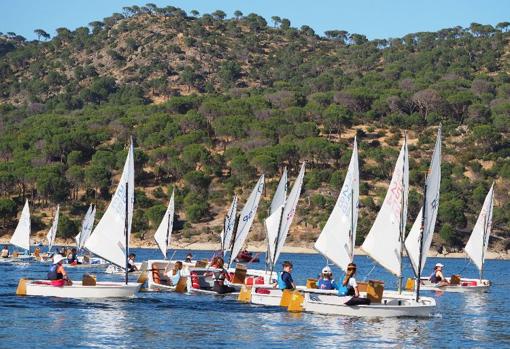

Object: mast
[350,188,354,261]
[227,215,239,267]
[124,182,129,285]
[480,212,487,281]
[398,133,407,294]
[416,181,427,302]
[165,209,171,260]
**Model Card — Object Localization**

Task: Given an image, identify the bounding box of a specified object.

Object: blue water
[1,249,509,348]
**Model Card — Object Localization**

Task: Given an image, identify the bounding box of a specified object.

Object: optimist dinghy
[419,184,494,292]
[286,134,438,317]
[16,140,141,298]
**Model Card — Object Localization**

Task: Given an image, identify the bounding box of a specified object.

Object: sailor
[339,262,370,305]
[276,260,296,290]
[1,245,9,258]
[317,266,337,290]
[166,261,183,286]
[210,257,235,294]
[67,248,81,265]
[127,253,138,272]
[47,254,72,285]
[429,263,449,285]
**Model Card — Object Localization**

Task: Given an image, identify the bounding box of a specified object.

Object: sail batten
[465,184,494,272]
[361,140,409,276]
[84,141,135,268]
[154,189,175,258]
[405,127,442,276]
[229,175,264,266]
[315,139,359,272]
[10,200,31,251]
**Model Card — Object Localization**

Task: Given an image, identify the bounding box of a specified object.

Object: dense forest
[0,4,509,252]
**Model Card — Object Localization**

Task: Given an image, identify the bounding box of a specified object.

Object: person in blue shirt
[317,266,337,290]
[277,261,295,290]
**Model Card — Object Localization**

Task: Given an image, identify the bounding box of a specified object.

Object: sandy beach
[3,236,507,260]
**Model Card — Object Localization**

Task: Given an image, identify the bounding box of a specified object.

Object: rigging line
[362,262,377,282]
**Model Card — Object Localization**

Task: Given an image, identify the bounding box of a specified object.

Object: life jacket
[277,272,290,290]
[317,278,335,290]
[430,272,442,283]
[47,264,59,280]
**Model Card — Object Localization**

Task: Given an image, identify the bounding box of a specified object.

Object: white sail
[361,139,409,276]
[85,140,135,268]
[405,127,441,275]
[229,175,264,266]
[465,183,494,273]
[265,168,289,265]
[75,204,96,249]
[221,195,238,255]
[315,138,359,272]
[10,199,31,251]
[46,205,60,252]
[271,163,306,266]
[270,167,288,215]
[154,189,175,258]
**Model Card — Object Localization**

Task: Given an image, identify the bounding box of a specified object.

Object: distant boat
[17,140,141,298]
[5,200,33,262]
[420,183,493,292]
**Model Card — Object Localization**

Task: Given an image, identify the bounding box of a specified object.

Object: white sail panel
[10,199,31,251]
[265,205,283,266]
[405,127,441,275]
[229,175,264,266]
[465,184,494,272]
[272,163,306,265]
[85,141,135,268]
[315,139,359,272]
[361,140,409,276]
[221,195,238,255]
[154,189,175,258]
[46,205,60,252]
[76,204,96,249]
[270,168,287,215]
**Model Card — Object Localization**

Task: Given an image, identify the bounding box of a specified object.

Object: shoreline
[2,237,508,260]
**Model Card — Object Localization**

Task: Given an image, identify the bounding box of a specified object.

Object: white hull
[304,293,435,317]
[0,255,33,263]
[24,280,141,298]
[419,277,490,292]
[303,289,436,318]
[250,285,306,306]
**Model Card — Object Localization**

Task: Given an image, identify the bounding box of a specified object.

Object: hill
[0,5,509,254]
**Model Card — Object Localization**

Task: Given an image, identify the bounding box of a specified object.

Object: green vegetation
[0,5,509,251]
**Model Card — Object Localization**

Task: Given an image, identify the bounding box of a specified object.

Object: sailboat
[75,204,96,251]
[420,183,493,292]
[186,175,265,295]
[46,205,60,253]
[67,204,106,267]
[291,137,436,317]
[249,163,306,306]
[5,199,33,262]
[405,126,442,300]
[143,189,190,291]
[17,140,141,298]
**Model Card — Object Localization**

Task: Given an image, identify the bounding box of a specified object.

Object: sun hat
[435,263,444,268]
[53,254,65,264]
[322,266,332,274]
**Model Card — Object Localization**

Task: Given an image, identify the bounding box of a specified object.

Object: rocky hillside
[0,5,509,253]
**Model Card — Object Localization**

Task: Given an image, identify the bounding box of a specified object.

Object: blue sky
[1,0,509,40]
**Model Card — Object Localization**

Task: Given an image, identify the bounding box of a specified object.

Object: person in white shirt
[341,262,370,306]
[166,261,183,286]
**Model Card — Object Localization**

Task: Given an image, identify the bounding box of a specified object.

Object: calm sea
[1,248,509,348]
